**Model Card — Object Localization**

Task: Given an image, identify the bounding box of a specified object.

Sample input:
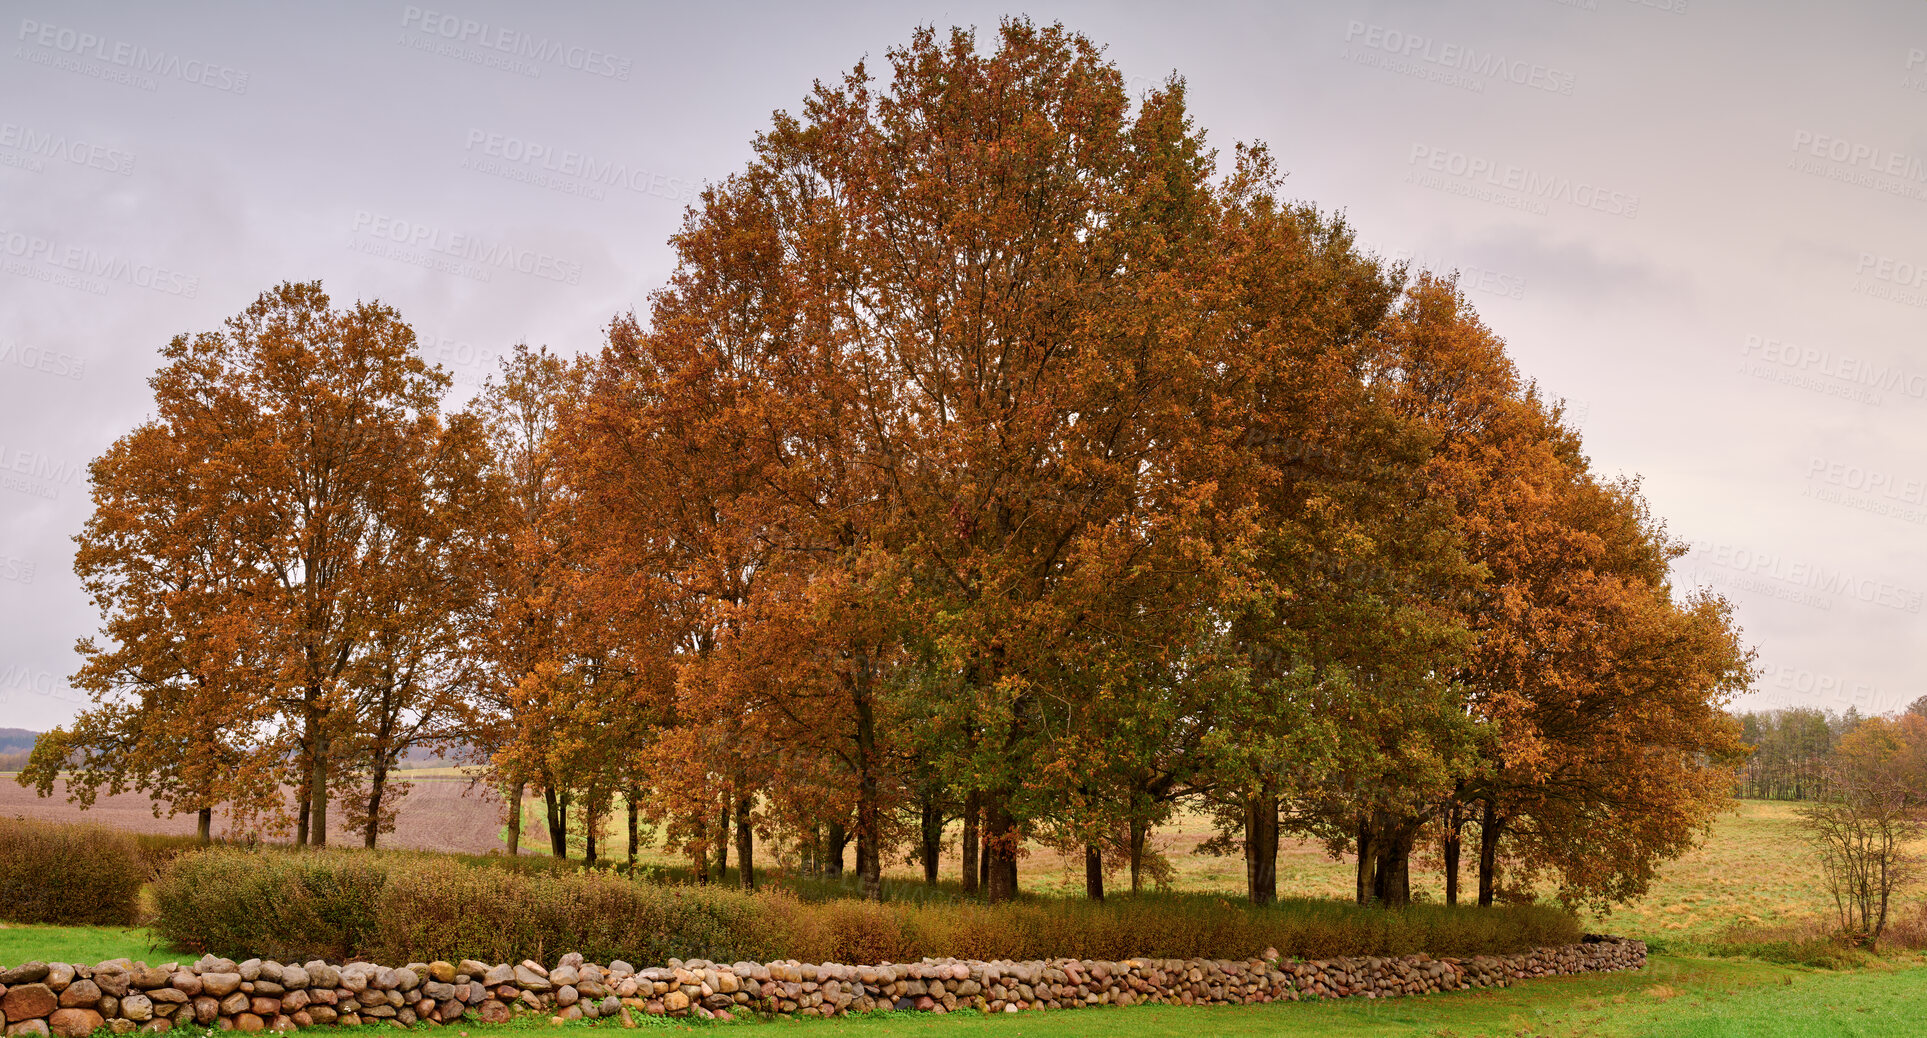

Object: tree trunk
[1443,800,1464,907]
[363,755,390,849]
[985,792,1019,902]
[1371,816,1418,908]
[544,785,569,857]
[1084,843,1105,901]
[981,824,992,889]
[920,793,943,885]
[505,781,526,856]
[197,806,213,843]
[627,793,640,868]
[827,821,848,878]
[960,790,980,893]
[307,721,329,848]
[1355,814,1376,905]
[735,791,755,890]
[294,745,311,846]
[692,810,711,884]
[1478,799,1505,908]
[849,650,884,902]
[1129,814,1147,895]
[585,801,599,867]
[713,799,730,879]
[1244,785,1279,905]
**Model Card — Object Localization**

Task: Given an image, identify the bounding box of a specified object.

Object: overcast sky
[2,0,1922,731]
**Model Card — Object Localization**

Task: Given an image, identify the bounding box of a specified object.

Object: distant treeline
[1732,700,1927,801]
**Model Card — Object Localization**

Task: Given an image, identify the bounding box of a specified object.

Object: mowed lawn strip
[0,924,187,967]
[5,926,1927,1036]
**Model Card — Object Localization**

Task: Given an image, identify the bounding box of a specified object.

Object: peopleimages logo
[0,121,135,176]
[1686,539,1924,614]
[1852,253,1927,309]
[398,6,631,80]
[0,554,33,585]
[349,211,584,285]
[1406,144,1640,218]
[1342,22,1576,95]
[0,443,84,501]
[462,130,696,204]
[0,337,86,381]
[1789,130,1927,202]
[1755,662,1882,713]
[1740,333,1926,405]
[1804,457,1927,525]
[0,664,85,706]
[0,227,200,297]
[14,19,250,93]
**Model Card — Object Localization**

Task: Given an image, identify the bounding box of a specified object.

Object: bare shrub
[1796,765,1923,947]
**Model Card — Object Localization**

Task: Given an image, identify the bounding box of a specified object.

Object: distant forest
[1732,702,1927,801]
[0,726,38,770]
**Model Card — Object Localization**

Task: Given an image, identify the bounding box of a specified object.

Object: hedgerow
[154,846,1581,964]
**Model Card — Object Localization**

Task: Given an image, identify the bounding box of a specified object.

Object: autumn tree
[41,281,476,845]
[19,415,283,837]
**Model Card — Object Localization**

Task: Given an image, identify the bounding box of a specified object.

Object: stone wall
[0,936,1644,1034]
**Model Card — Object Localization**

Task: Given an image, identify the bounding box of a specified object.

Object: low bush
[0,817,145,925]
[156,846,1581,965]
[152,848,389,961]
[1712,917,1870,969]
[134,832,222,878]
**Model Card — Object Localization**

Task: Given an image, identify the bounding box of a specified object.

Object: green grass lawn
[0,923,185,966]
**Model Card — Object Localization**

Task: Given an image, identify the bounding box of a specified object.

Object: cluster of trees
[1732,701,1927,802]
[24,22,1753,911]
[1732,707,1862,801]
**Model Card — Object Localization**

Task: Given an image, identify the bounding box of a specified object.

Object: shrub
[1714,917,1870,969]
[151,848,389,961]
[156,846,1582,965]
[0,817,145,925]
[134,832,221,878]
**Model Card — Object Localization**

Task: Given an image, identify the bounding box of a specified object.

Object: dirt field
[0,773,515,854]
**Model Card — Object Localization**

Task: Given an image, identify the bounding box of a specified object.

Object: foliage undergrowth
[154,847,1579,966]
[0,818,145,925]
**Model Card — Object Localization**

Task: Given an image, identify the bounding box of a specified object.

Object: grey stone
[512,966,550,992]
[120,994,153,1022]
[198,975,240,999]
[0,967,49,988]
